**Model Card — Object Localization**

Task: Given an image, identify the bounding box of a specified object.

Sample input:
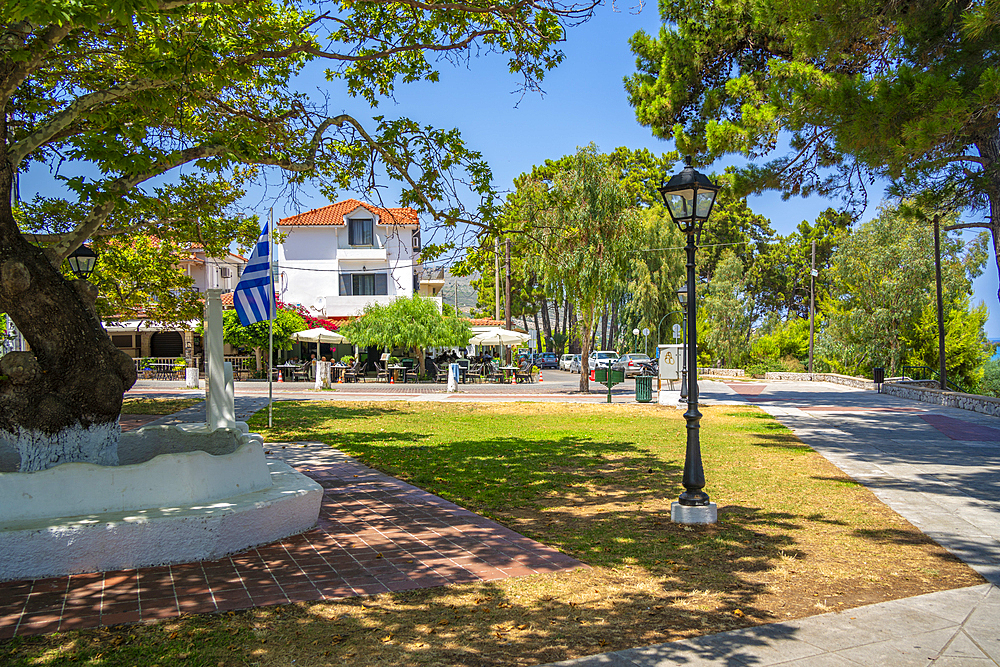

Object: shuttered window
[341,273,388,295]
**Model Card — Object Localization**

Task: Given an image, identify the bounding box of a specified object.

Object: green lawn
[3,401,980,667]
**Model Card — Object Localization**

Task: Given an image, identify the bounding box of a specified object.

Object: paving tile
[1,444,582,637]
[836,628,958,666]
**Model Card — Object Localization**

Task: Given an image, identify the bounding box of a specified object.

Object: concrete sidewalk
[543,379,1000,666]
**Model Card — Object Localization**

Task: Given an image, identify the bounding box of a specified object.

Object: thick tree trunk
[609,299,619,351]
[578,305,594,392]
[551,297,560,338]
[0,161,136,472]
[539,293,551,344]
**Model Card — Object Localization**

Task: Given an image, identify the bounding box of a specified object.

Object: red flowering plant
[276,299,345,331]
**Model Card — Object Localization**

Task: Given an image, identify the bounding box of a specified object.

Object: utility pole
[505,238,513,365]
[808,240,816,373]
[495,236,501,321]
[455,282,459,315]
[505,239,512,331]
[934,215,947,390]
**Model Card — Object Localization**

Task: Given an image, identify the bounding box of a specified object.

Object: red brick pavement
[920,414,1000,441]
[0,448,584,639]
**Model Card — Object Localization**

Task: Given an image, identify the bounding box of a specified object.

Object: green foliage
[4,0,594,280]
[979,357,1000,397]
[903,296,990,391]
[507,144,639,383]
[220,307,306,353]
[819,203,986,377]
[627,0,1000,238]
[701,251,754,367]
[339,295,472,353]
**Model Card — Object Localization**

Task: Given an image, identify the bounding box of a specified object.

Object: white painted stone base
[0,460,322,581]
[185,367,200,388]
[3,421,120,472]
[671,501,718,524]
[659,390,681,406]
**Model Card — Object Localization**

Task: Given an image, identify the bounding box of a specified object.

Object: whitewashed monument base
[0,459,321,582]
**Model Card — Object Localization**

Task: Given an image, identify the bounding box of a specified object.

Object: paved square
[0,443,584,639]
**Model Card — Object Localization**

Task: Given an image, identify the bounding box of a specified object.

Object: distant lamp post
[676,286,688,402]
[67,243,98,280]
[658,156,720,524]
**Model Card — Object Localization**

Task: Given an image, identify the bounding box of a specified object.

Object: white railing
[135,356,254,379]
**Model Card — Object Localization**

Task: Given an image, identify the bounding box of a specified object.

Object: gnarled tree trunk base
[4,421,120,472]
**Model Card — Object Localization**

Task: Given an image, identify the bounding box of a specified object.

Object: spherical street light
[658,157,720,525]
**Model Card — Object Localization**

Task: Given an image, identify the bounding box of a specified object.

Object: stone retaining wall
[763,371,876,391]
[762,371,1000,417]
[698,367,745,377]
[880,383,1000,417]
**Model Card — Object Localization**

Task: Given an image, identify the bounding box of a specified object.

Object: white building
[276,199,441,317]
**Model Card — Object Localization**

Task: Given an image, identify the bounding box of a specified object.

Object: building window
[340,272,388,296]
[348,218,374,247]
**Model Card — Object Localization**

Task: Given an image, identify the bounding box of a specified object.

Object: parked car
[589,350,618,370]
[612,352,652,378]
[568,354,582,373]
[536,352,559,369]
[559,353,576,371]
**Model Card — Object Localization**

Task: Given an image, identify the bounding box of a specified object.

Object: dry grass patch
[120,397,202,415]
[2,402,982,667]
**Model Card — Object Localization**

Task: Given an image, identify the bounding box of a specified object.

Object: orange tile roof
[468,318,506,326]
[221,292,234,307]
[278,199,418,227]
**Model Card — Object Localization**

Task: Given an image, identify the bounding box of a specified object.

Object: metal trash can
[873,367,885,394]
[635,375,653,403]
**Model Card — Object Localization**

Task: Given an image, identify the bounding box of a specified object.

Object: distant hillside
[441,270,483,316]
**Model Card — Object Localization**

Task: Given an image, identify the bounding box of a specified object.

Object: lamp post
[676,286,688,402]
[658,156,720,525]
[66,243,98,280]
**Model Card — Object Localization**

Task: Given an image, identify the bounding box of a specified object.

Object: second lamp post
[658,157,720,525]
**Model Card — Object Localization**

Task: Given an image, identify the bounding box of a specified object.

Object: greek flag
[233,221,273,326]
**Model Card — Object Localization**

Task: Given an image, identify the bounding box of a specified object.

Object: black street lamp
[658,156,720,524]
[676,286,688,402]
[67,243,98,280]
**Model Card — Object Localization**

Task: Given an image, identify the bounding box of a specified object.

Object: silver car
[612,352,652,377]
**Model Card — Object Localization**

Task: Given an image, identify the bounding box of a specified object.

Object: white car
[589,350,618,370]
[559,353,576,371]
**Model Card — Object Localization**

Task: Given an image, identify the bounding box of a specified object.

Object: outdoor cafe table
[499,365,518,383]
[276,362,298,381]
[386,365,411,383]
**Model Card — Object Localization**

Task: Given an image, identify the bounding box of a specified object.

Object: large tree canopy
[626,0,1000,293]
[0,0,596,469]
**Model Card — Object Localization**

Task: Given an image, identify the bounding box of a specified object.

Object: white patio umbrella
[292,327,347,344]
[467,327,530,346]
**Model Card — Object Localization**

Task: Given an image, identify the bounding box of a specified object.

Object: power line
[638,241,753,252]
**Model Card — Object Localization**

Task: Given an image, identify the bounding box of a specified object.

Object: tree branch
[0,22,74,104]
[8,78,175,168]
[48,144,232,261]
[944,222,993,231]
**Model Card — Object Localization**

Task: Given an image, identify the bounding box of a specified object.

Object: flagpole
[268,208,274,428]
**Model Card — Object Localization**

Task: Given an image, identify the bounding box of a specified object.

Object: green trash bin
[595,367,608,383]
[635,375,653,403]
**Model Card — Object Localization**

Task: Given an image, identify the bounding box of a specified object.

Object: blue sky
[23,3,1000,335]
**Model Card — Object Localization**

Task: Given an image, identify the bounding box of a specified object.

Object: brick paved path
[0,443,583,639]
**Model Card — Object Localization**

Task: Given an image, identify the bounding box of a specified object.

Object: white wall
[277,223,417,316]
